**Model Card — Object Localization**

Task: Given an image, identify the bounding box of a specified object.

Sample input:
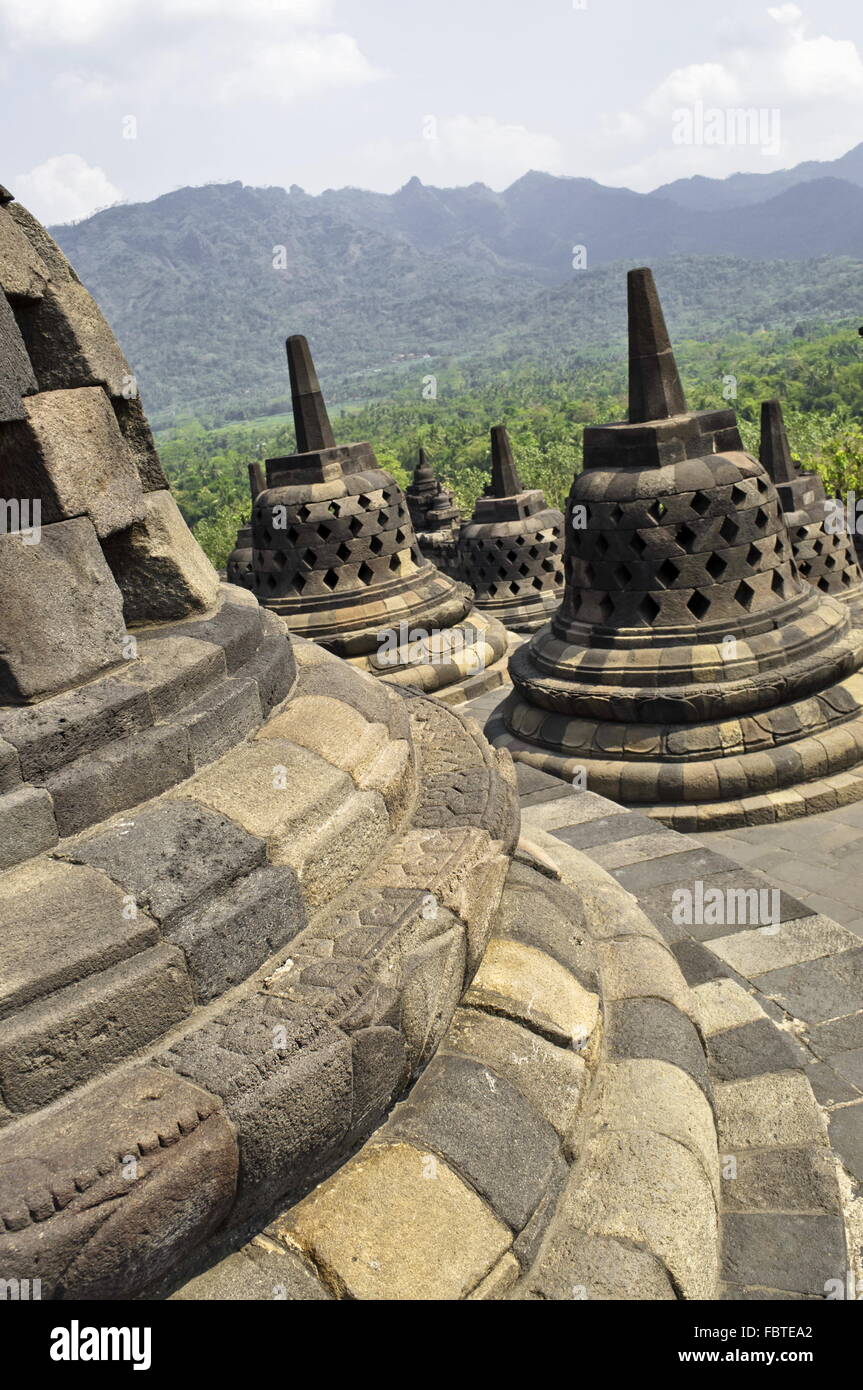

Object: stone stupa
[458,425,565,634]
[759,397,863,620]
[404,447,462,578]
[246,337,508,697]
[492,268,863,830]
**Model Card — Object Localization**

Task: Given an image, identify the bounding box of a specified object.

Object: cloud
[362,115,564,192]
[14,154,122,223]
[217,33,381,104]
[597,6,863,190]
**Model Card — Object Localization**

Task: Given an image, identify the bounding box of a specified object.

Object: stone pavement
[463,682,863,1295]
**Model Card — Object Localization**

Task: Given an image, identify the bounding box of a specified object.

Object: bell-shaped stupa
[759,398,863,620]
[493,269,863,830]
[404,447,462,577]
[458,425,565,634]
[250,338,508,696]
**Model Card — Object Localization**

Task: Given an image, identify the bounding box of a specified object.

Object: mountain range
[49,143,863,425]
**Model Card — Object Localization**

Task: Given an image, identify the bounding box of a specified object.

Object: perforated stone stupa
[404,447,462,578]
[495,268,863,830]
[458,425,565,634]
[759,397,863,619]
[248,338,508,696]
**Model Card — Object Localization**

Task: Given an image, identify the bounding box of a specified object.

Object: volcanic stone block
[721,1147,841,1214]
[42,722,193,837]
[0,1067,237,1300]
[171,1238,331,1301]
[275,1140,512,1300]
[0,944,195,1112]
[112,393,170,491]
[165,864,307,1002]
[464,938,599,1049]
[176,675,263,769]
[61,799,266,924]
[381,1052,563,1231]
[0,858,159,1020]
[0,516,128,702]
[0,737,20,792]
[0,292,36,421]
[0,386,145,538]
[12,274,132,396]
[143,586,263,672]
[239,634,296,714]
[0,203,49,299]
[715,1073,828,1150]
[102,490,220,623]
[222,1032,354,1218]
[349,1024,410,1136]
[0,785,57,869]
[606,998,711,1102]
[516,1229,677,1301]
[722,1213,846,1295]
[0,672,153,779]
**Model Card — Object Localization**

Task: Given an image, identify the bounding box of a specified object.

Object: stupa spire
[490,425,523,497]
[286,334,335,453]
[759,399,797,485]
[627,267,687,423]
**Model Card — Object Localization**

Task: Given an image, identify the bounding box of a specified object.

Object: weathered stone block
[0,858,158,1020]
[0,671,152,779]
[0,785,57,869]
[102,490,220,623]
[41,722,193,836]
[61,799,266,924]
[0,386,145,537]
[0,944,194,1112]
[177,675,262,769]
[166,864,306,1002]
[170,1237,331,1300]
[276,1140,512,1300]
[0,292,37,421]
[0,516,128,702]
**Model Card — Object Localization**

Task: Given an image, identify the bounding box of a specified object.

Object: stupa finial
[759,399,797,485]
[490,425,523,497]
[627,268,687,423]
[286,334,336,453]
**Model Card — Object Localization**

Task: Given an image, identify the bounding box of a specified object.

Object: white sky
[3,0,863,223]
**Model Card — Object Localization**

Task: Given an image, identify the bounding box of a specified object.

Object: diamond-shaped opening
[357,561,374,585]
[614,562,631,585]
[813,537,824,556]
[774,535,784,554]
[755,507,769,529]
[656,558,679,588]
[348,516,362,536]
[357,494,372,508]
[795,527,808,541]
[532,577,544,590]
[687,590,710,620]
[705,552,727,581]
[800,560,811,576]
[328,501,341,517]
[388,554,400,572]
[298,505,311,521]
[506,550,518,562]
[639,594,661,624]
[316,522,332,540]
[719,516,739,544]
[395,528,406,544]
[817,576,832,593]
[302,548,316,568]
[518,563,530,577]
[286,525,299,543]
[597,593,615,623]
[382,489,393,503]
[541,558,555,573]
[260,528,272,545]
[735,580,755,611]
[609,503,624,525]
[747,543,761,566]
[842,570,853,586]
[771,570,785,597]
[755,477,769,494]
[509,581,520,594]
[595,534,610,556]
[583,563,594,586]
[677,524,698,553]
[631,533,648,558]
[528,545,539,559]
[515,536,524,546]
[730,485,747,505]
[369,535,383,554]
[690,491,711,516]
[647,499,668,524]
[336,542,351,562]
[826,554,837,570]
[548,542,559,554]
[293,572,306,592]
[488,584,498,597]
[322,569,339,590]
[273,551,287,570]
